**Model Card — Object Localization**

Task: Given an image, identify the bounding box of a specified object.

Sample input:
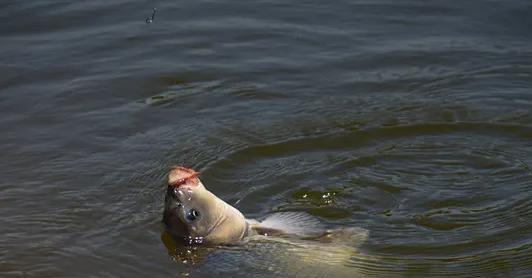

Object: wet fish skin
[163,166,248,245]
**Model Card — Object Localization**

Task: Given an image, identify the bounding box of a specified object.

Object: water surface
[1,1,532,277]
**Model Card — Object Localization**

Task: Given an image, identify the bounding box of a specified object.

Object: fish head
[163,166,246,244]
[163,167,217,241]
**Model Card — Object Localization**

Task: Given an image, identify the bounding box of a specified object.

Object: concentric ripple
[192,122,532,277]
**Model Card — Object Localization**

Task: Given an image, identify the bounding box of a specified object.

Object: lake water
[1,1,531,277]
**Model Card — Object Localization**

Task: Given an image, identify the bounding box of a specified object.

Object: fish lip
[168,166,200,188]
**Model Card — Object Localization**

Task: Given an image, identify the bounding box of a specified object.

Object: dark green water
[1,1,532,277]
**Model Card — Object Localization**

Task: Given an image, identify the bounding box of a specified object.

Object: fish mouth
[164,166,200,237]
[168,166,200,188]
[165,166,201,210]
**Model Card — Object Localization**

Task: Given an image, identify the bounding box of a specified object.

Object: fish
[163,166,368,246]
[162,166,371,277]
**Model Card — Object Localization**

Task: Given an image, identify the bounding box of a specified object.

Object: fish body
[163,166,366,246]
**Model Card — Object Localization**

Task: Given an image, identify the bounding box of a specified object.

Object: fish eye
[186,209,200,222]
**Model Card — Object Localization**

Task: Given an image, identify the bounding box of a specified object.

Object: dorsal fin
[255,212,326,237]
